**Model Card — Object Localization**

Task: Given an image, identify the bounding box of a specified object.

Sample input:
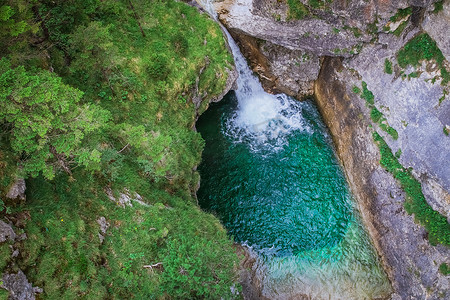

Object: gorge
[0,0,449,299]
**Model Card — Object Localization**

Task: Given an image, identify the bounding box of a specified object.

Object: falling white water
[198,0,310,150]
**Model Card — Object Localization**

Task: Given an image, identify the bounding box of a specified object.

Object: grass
[384,59,393,74]
[373,132,450,247]
[397,33,449,86]
[18,171,239,299]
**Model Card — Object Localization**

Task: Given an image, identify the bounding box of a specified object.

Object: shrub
[352,86,361,94]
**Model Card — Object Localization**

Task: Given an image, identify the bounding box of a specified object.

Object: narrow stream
[196,1,391,298]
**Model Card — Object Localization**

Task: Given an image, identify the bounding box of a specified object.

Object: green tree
[0,58,110,179]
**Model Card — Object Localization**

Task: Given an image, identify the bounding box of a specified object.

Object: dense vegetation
[373,132,450,247]
[0,0,239,298]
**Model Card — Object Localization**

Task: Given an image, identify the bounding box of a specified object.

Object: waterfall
[198,0,310,151]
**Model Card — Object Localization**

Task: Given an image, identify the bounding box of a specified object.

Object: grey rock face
[0,220,16,243]
[259,41,320,98]
[346,32,450,207]
[315,57,449,300]
[215,0,370,57]
[1,271,41,300]
[423,0,450,61]
[6,178,25,202]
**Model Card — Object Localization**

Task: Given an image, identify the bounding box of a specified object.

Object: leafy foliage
[433,1,444,13]
[370,107,382,123]
[0,4,30,37]
[0,58,110,179]
[358,81,398,140]
[0,0,239,298]
[373,132,450,246]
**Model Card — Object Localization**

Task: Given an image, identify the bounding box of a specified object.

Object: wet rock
[1,270,41,300]
[5,178,25,202]
[229,30,319,98]
[0,220,16,243]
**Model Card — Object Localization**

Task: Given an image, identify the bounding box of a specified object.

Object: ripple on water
[197,92,391,299]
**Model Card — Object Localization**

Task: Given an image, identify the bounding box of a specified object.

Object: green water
[197,92,391,299]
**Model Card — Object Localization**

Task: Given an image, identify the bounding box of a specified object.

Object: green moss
[444,127,449,136]
[370,107,383,123]
[352,86,361,94]
[361,81,375,104]
[384,59,393,74]
[392,20,408,37]
[395,148,402,158]
[373,132,450,247]
[386,126,399,140]
[332,27,340,34]
[390,7,412,22]
[408,71,419,79]
[433,1,444,13]
[439,263,450,275]
[397,33,449,85]
[287,0,310,20]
